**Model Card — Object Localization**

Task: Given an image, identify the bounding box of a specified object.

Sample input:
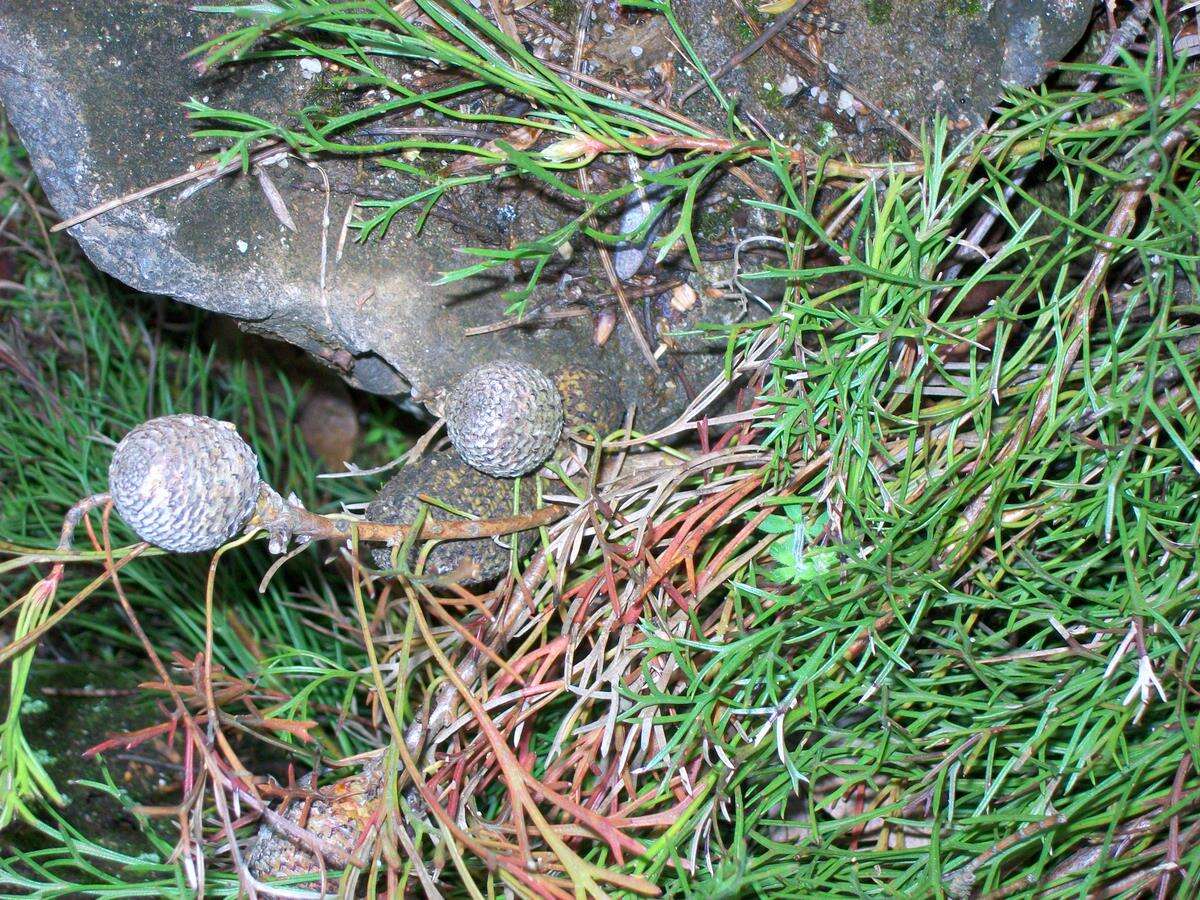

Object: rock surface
[0,0,1091,425]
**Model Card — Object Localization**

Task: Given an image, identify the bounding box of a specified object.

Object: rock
[0,2,725,433]
[673,0,1093,148]
[555,364,625,436]
[995,0,1095,87]
[0,3,1090,436]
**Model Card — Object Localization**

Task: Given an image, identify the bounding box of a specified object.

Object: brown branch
[1156,752,1193,899]
[945,814,1067,898]
[484,0,520,45]
[251,489,567,545]
[58,492,112,550]
[50,142,281,233]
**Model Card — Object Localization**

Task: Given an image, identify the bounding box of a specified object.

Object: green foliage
[616,46,1200,896]
[759,505,836,585]
[0,121,409,888]
[3,1,1200,897]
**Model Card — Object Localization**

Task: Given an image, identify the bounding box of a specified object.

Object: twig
[944,814,1067,897]
[1156,752,1192,899]
[566,0,659,371]
[463,306,589,336]
[514,5,574,44]
[251,491,567,545]
[484,0,520,46]
[57,493,112,551]
[539,92,1192,179]
[679,1,813,104]
[50,141,280,233]
[462,279,685,337]
[317,417,445,480]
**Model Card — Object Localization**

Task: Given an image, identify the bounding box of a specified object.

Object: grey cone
[108,414,262,552]
[445,361,563,477]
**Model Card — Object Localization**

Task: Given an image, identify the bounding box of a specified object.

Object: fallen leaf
[255,165,297,232]
[449,124,543,174]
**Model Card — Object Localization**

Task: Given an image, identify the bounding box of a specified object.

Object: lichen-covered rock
[366,452,536,586]
[554,364,624,436]
[247,764,382,889]
[109,414,261,553]
[445,361,563,477]
[674,0,1095,148]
